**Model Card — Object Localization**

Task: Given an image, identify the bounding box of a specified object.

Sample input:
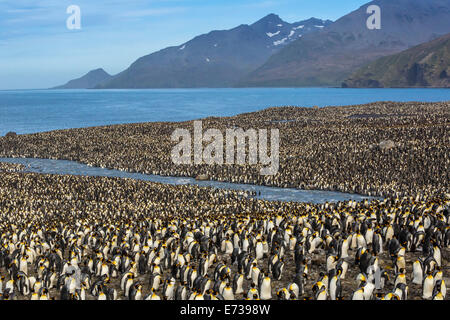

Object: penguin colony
[0,169,448,300]
[0,101,448,301]
[0,101,448,199]
[0,163,24,173]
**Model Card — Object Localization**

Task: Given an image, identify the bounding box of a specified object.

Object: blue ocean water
[0,88,449,136]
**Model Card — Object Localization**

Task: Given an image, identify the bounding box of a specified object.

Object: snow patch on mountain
[266,31,281,38]
[273,38,288,46]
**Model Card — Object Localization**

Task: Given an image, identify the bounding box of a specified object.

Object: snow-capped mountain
[240,0,450,87]
[252,14,331,48]
[96,14,331,88]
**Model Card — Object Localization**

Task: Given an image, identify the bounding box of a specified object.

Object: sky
[0,0,371,90]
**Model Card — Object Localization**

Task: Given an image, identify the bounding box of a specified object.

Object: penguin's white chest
[125,279,133,296]
[329,279,337,300]
[251,267,260,285]
[225,241,233,255]
[340,240,349,258]
[352,289,364,300]
[235,276,244,294]
[260,278,272,300]
[423,276,434,299]
[222,288,234,300]
[363,283,374,300]
[101,264,109,276]
[255,243,264,260]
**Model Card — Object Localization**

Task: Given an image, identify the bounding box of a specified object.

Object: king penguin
[232,273,244,295]
[246,283,259,300]
[329,270,342,300]
[272,259,284,281]
[352,287,365,300]
[411,259,424,285]
[258,273,272,300]
[422,271,434,299]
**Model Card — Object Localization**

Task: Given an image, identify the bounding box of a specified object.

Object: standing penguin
[394,269,407,288]
[411,259,424,285]
[314,285,327,300]
[246,283,259,300]
[288,272,306,299]
[122,273,134,297]
[329,270,342,300]
[250,263,260,285]
[162,278,176,300]
[149,274,162,291]
[222,285,234,300]
[432,245,442,267]
[362,280,375,300]
[336,258,349,279]
[255,240,264,260]
[394,256,406,274]
[258,273,272,300]
[16,272,30,296]
[432,279,446,299]
[128,283,143,300]
[393,283,408,300]
[272,259,284,281]
[422,272,434,299]
[175,282,188,300]
[232,273,244,295]
[326,254,338,273]
[352,287,365,300]
[423,256,437,275]
[5,278,15,296]
[0,276,4,294]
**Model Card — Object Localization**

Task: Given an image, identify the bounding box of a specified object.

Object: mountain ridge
[238,0,450,87]
[95,14,331,89]
[52,68,112,89]
[342,32,450,88]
